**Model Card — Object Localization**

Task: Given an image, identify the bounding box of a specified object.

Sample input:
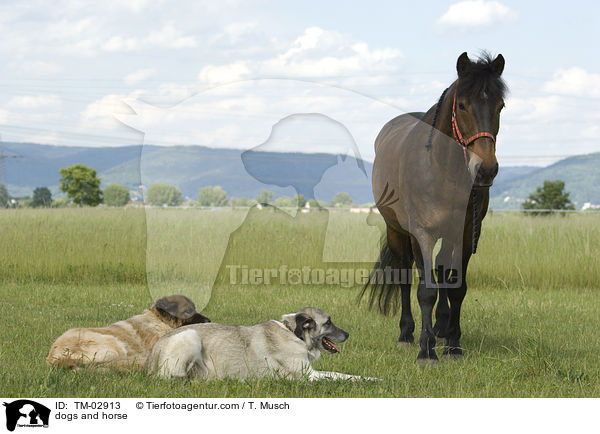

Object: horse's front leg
[444,242,472,359]
[434,287,449,338]
[434,236,461,338]
[411,232,438,365]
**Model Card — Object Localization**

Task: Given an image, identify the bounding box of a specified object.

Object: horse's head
[454,52,506,187]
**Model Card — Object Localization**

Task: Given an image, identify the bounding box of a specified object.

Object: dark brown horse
[362,52,507,364]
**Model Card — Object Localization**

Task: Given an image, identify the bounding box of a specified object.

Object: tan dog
[47,295,210,370]
[147,307,376,381]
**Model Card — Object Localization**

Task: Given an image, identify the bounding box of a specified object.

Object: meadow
[1,208,599,397]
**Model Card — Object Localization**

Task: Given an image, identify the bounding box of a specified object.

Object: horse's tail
[358,240,399,315]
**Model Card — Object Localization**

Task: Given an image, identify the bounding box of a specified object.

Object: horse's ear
[456,52,471,77]
[491,54,505,76]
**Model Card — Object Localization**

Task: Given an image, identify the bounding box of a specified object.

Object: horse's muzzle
[473,162,498,187]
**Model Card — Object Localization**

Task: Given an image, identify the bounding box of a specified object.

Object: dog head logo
[3,400,50,431]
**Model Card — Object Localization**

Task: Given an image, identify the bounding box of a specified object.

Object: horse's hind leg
[387,228,414,345]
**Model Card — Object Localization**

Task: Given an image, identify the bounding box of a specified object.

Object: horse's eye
[325,319,331,326]
[458,102,467,111]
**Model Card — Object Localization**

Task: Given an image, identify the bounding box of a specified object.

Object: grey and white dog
[146,307,374,381]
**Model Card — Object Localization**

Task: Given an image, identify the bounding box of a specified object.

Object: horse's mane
[457,52,507,101]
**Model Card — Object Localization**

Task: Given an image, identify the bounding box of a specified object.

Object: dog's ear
[293,313,315,340]
[153,295,200,325]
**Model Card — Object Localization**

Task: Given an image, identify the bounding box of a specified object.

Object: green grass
[1,208,599,397]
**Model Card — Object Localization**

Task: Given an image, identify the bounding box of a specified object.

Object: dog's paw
[361,376,381,382]
[348,374,380,382]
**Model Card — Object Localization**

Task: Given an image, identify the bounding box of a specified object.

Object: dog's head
[151,295,210,328]
[281,307,349,361]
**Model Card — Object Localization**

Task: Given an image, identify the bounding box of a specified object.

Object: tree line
[0,163,578,213]
[0,163,359,208]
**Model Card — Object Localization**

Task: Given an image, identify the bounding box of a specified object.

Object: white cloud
[141,83,199,105]
[198,61,251,84]
[81,93,139,130]
[198,27,402,85]
[437,1,517,30]
[221,22,258,43]
[102,36,142,53]
[145,23,197,49]
[543,67,600,97]
[504,95,562,123]
[124,68,157,85]
[581,126,600,139]
[117,0,156,13]
[7,95,62,109]
[9,60,63,76]
[101,23,197,53]
[271,27,401,77]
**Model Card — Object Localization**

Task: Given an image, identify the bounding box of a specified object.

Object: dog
[147,307,374,381]
[47,294,210,370]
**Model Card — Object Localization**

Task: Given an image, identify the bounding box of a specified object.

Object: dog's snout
[336,329,349,342]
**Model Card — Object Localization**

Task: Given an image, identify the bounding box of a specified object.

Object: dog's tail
[358,240,399,315]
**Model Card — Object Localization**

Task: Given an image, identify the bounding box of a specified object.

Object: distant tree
[104,184,131,207]
[198,186,228,207]
[230,197,256,207]
[59,164,103,206]
[331,192,353,207]
[294,194,306,208]
[256,189,274,205]
[0,184,8,207]
[522,180,575,215]
[307,199,326,208]
[52,198,67,208]
[274,196,293,207]
[146,183,183,206]
[31,187,52,208]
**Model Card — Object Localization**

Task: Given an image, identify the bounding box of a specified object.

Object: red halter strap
[451,94,496,165]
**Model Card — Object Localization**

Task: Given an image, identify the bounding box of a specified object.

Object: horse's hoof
[397,335,414,347]
[416,349,438,365]
[442,347,463,360]
[445,353,463,360]
[416,357,438,366]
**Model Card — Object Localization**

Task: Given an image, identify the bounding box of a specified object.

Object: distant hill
[1,142,598,208]
[0,142,373,203]
[490,153,600,209]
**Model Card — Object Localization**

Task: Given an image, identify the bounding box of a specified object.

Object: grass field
[1,208,599,397]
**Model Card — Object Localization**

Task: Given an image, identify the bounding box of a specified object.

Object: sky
[0,0,599,166]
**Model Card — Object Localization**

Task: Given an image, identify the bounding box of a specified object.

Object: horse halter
[451,93,496,165]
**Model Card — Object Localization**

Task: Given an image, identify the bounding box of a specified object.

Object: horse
[361,52,507,364]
